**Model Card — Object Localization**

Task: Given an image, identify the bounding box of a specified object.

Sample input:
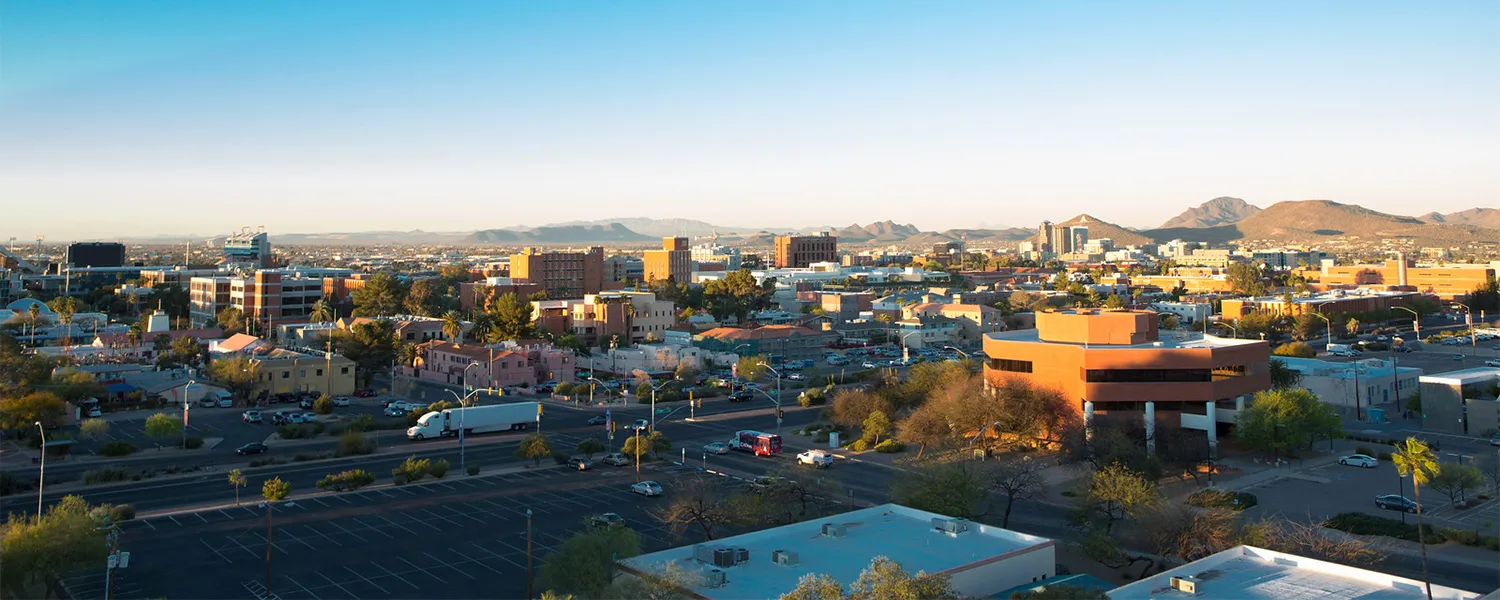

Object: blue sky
[2,0,1496,239]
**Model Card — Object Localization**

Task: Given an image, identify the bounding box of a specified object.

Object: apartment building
[984,309,1271,447]
[531,291,675,346]
[189,270,324,327]
[644,237,691,283]
[903,302,1003,344]
[691,243,741,270]
[206,338,357,398]
[773,233,837,268]
[1302,257,1496,300]
[456,277,545,312]
[407,340,575,388]
[510,247,607,299]
[1220,290,1431,319]
[694,324,835,361]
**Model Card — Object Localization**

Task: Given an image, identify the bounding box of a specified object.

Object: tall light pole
[1453,302,1476,362]
[1392,305,1421,340]
[1310,303,1333,349]
[757,361,783,437]
[525,508,534,600]
[35,421,45,516]
[182,379,195,450]
[587,376,610,406]
[646,378,677,431]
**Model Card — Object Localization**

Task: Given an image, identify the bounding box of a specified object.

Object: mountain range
[465,223,656,244]
[1158,197,1263,229]
[1419,208,1500,229]
[1143,200,1499,245]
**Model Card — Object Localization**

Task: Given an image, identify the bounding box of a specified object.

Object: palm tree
[441,310,464,344]
[27,303,41,339]
[1392,437,1440,600]
[309,299,335,324]
[127,322,143,361]
[52,297,77,351]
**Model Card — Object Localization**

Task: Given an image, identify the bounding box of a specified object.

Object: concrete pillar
[1083,401,1095,444]
[1144,401,1156,455]
[1205,401,1218,458]
[1235,395,1246,413]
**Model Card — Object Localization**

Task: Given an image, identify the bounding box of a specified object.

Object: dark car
[353,389,375,398]
[730,391,753,402]
[236,442,269,455]
[535,383,555,394]
[568,458,593,471]
[1375,494,1419,513]
[587,415,608,426]
[299,398,314,409]
[1393,345,1413,353]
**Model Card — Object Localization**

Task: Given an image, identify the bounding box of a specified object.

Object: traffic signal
[537,404,543,416]
[776,407,784,419]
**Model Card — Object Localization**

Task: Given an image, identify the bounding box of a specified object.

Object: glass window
[989,358,1033,373]
[341,367,349,374]
[281,371,289,379]
[316,369,323,376]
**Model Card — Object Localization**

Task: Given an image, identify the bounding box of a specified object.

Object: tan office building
[774,233,837,268]
[644,237,691,283]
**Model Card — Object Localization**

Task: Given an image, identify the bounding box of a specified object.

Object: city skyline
[3,0,1497,239]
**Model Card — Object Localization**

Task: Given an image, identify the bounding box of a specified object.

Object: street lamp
[756,361,785,437]
[525,508,534,600]
[1452,302,1476,361]
[35,421,44,516]
[1392,305,1421,340]
[1309,303,1333,349]
[641,377,678,431]
[587,376,611,406]
[444,384,485,476]
[182,379,195,450]
[748,386,785,437]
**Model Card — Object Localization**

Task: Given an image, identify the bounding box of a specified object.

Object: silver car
[702,442,730,455]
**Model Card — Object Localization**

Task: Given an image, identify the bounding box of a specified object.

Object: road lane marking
[200,539,234,564]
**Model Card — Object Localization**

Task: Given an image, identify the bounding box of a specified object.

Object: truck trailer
[407,402,540,440]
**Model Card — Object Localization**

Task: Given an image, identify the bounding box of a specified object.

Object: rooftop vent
[821,523,847,538]
[772,550,800,566]
[1170,576,1200,595]
[702,568,727,588]
[931,517,970,536]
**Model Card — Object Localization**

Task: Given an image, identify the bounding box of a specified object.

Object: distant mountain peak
[1159,197,1262,229]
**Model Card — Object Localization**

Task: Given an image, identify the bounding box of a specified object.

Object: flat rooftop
[985,328,1262,350]
[1240,290,1425,305]
[1279,357,1423,380]
[619,503,1053,599]
[1109,546,1480,600]
[1420,367,1500,386]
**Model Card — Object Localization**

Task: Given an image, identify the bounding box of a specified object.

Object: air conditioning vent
[821,523,847,538]
[772,550,800,566]
[712,548,736,567]
[693,545,715,565]
[734,548,749,564]
[931,517,970,535]
[702,568,727,588]
[1170,576,1200,595]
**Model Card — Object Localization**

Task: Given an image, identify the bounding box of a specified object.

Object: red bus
[731,430,783,456]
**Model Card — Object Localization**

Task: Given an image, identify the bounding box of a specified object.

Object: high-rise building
[65,242,126,268]
[189,270,324,328]
[1068,226,1089,254]
[223,227,271,267]
[644,237,692,283]
[510,247,607,299]
[773,232,837,268]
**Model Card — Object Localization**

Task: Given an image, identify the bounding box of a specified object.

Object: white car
[702,442,730,455]
[1484,359,1500,368]
[242,410,263,424]
[332,396,351,407]
[87,406,102,418]
[631,419,649,431]
[798,449,834,468]
[384,406,406,417]
[631,481,663,497]
[1339,454,1378,468]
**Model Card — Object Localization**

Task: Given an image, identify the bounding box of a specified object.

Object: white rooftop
[1108,546,1481,600]
[619,503,1054,599]
[1420,367,1500,386]
[986,328,1262,350]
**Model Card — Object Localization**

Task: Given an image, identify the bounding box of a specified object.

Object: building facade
[773,233,837,268]
[1304,257,1496,300]
[510,247,607,299]
[408,340,575,388]
[65,242,126,268]
[1221,290,1431,319]
[693,325,835,361]
[983,309,1271,446]
[1279,357,1422,417]
[691,243,741,270]
[644,237,692,283]
[189,270,325,328]
[1418,367,1500,436]
[223,228,272,267]
[531,291,676,346]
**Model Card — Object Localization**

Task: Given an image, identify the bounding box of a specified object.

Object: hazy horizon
[3,1,1497,240]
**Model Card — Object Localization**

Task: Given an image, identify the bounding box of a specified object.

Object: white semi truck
[407,402,540,440]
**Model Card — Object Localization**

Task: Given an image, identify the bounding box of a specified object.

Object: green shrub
[313,422,326,435]
[182,436,204,450]
[430,459,450,479]
[798,392,827,408]
[336,430,374,457]
[317,469,375,492]
[107,504,136,521]
[848,438,870,452]
[313,395,335,415]
[813,431,830,443]
[1324,512,1441,543]
[293,453,332,462]
[555,382,574,395]
[248,457,286,468]
[348,414,374,432]
[82,468,131,485]
[277,424,308,439]
[467,463,481,476]
[874,439,906,453]
[391,456,431,485]
[1187,489,1259,511]
[99,441,137,457]
[1445,529,1479,546]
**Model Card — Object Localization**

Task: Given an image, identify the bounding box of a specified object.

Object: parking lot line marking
[372,515,415,537]
[296,524,345,547]
[432,482,457,491]
[285,575,323,600]
[138,518,156,531]
[247,530,290,555]
[198,538,234,564]
[467,542,525,570]
[344,565,389,595]
[369,562,417,589]
[307,497,329,507]
[348,517,396,540]
[449,547,508,574]
[283,528,319,551]
[333,494,353,504]
[195,513,210,523]
[424,551,476,579]
[375,489,397,498]
[477,498,527,518]
[218,509,234,520]
[433,505,488,525]
[327,520,370,542]
[417,507,468,529]
[450,479,478,488]
[313,571,358,598]
[395,556,433,580]
[169,515,182,526]
[222,535,262,560]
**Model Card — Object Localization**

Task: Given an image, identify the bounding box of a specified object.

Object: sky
[2,0,1497,240]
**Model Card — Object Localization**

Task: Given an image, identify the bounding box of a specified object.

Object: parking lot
[64,461,844,600]
[1238,458,1494,530]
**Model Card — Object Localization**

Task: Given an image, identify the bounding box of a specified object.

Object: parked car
[353,389,375,397]
[1393,345,1413,353]
[568,458,592,471]
[631,481,663,497]
[299,398,314,409]
[786,373,804,381]
[87,405,103,418]
[535,383,556,394]
[587,415,609,426]
[1484,359,1500,368]
[1489,433,1500,447]
[286,413,307,424]
[601,452,629,466]
[383,406,406,417]
[332,396,351,407]
[270,411,293,425]
[589,513,625,529]
[702,442,730,455]
[242,410,263,424]
[1338,454,1377,468]
[1453,354,1464,361]
[300,412,319,423]
[236,442,269,455]
[747,476,785,491]
[1375,494,1419,513]
[798,449,834,468]
[861,361,880,369]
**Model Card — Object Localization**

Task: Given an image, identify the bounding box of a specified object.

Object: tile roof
[216,333,263,352]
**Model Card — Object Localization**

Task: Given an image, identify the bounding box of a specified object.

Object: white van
[216,390,234,408]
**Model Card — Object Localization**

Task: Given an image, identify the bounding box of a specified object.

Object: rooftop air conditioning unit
[1170,576,1200,595]
[931,517,970,535]
[772,550,800,566]
[702,568,727,588]
[712,548,736,567]
[821,523,847,538]
[734,548,749,564]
